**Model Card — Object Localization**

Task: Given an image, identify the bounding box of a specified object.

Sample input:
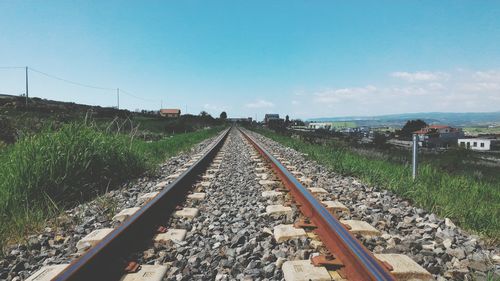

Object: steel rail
[52,128,231,281]
[239,128,396,281]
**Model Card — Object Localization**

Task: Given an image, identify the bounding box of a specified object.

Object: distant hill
[308,112,500,128]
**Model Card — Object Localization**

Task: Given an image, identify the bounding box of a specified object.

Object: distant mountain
[307,112,500,127]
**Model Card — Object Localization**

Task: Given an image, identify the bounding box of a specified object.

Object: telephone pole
[25,66,29,106]
[412,134,419,180]
[116,88,120,109]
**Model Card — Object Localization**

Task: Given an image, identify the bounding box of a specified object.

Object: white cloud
[289,68,500,118]
[313,85,377,104]
[474,70,500,81]
[391,71,449,82]
[245,99,274,108]
[291,100,299,105]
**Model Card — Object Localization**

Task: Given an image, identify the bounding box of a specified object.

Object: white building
[458,138,494,151]
[308,122,334,130]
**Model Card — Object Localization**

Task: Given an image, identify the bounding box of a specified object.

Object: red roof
[160,109,180,114]
[428,125,450,129]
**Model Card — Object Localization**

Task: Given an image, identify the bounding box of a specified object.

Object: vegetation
[463,126,500,136]
[0,94,227,144]
[397,119,427,139]
[0,122,222,250]
[252,127,500,240]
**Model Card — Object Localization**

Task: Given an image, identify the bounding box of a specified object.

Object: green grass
[253,128,500,240]
[463,126,500,136]
[0,123,222,250]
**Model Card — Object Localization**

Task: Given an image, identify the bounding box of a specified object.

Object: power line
[120,89,158,103]
[1,66,161,108]
[0,66,25,69]
[28,67,116,91]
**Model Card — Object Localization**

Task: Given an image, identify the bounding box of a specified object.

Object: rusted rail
[239,128,396,281]
[52,128,230,281]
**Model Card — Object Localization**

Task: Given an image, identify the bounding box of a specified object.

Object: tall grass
[0,123,222,250]
[254,128,500,240]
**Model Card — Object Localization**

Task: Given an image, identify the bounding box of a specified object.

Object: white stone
[491,254,500,263]
[273,224,307,242]
[202,174,215,179]
[255,173,269,180]
[259,180,278,187]
[187,192,206,200]
[291,171,304,177]
[307,187,328,194]
[200,181,211,187]
[154,229,187,243]
[445,218,456,228]
[262,190,283,198]
[322,201,350,215]
[154,181,168,190]
[207,168,219,174]
[183,161,196,167]
[266,205,293,218]
[176,167,188,173]
[26,264,69,281]
[113,207,141,222]
[282,260,330,281]
[76,228,114,251]
[286,165,297,170]
[174,208,199,219]
[119,265,168,281]
[138,192,159,203]
[375,254,433,281]
[255,167,267,172]
[166,173,181,180]
[299,177,313,185]
[341,220,381,237]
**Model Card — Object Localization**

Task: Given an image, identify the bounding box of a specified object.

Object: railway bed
[5,127,498,281]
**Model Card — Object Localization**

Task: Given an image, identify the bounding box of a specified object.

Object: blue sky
[1,1,499,119]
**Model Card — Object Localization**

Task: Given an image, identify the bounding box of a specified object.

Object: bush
[0,123,223,249]
[253,128,500,240]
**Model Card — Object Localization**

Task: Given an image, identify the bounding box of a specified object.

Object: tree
[399,119,427,139]
[219,111,227,120]
[199,111,209,117]
[285,115,290,127]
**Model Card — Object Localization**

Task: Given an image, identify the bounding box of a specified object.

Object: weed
[253,128,500,240]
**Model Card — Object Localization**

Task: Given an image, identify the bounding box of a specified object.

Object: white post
[412,134,418,180]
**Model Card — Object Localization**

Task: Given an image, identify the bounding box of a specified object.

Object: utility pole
[116,88,120,109]
[25,66,29,106]
[412,134,419,180]
[161,99,163,110]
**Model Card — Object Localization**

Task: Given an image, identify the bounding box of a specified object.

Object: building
[264,114,279,124]
[458,138,499,151]
[227,117,252,123]
[413,125,464,148]
[308,122,334,130]
[160,109,181,118]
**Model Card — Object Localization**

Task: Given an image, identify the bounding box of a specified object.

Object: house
[160,109,181,118]
[264,114,279,124]
[458,138,499,151]
[413,125,464,148]
[308,122,334,130]
[227,117,252,123]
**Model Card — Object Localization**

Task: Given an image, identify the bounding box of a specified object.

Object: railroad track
[25,127,432,281]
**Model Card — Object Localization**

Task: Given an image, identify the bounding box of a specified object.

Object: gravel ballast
[247,130,500,281]
[3,128,499,281]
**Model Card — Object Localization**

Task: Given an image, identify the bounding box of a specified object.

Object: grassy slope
[0,124,222,250]
[253,128,500,240]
